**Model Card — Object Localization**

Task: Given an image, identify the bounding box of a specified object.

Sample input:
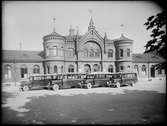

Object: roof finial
[88,9,95,31]
[53,18,56,32]
[76,26,79,35]
[88,9,94,26]
[120,24,124,36]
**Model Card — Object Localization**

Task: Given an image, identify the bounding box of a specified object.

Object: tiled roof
[43,31,64,39]
[132,53,165,63]
[3,50,44,62]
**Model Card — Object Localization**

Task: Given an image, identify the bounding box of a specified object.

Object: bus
[19,72,138,91]
[19,73,86,91]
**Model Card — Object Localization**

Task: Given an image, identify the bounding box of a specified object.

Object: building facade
[2,18,166,83]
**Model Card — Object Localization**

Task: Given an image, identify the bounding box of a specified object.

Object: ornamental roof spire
[88,17,95,31]
[53,18,56,32]
[88,9,95,31]
[89,17,94,26]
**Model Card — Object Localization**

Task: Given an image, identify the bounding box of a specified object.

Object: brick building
[2,18,166,83]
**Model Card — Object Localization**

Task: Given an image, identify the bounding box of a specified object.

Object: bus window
[106,74,112,78]
[57,75,63,80]
[81,75,86,79]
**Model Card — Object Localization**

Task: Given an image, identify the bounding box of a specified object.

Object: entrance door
[151,66,155,77]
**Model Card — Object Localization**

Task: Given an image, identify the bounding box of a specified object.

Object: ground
[2,78,166,124]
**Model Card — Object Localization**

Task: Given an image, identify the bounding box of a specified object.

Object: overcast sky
[3,1,163,53]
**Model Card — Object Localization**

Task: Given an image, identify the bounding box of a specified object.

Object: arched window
[68,48,74,57]
[84,64,91,73]
[120,66,124,71]
[134,65,139,73]
[93,64,100,72]
[127,48,130,57]
[20,65,28,78]
[108,65,113,73]
[68,65,74,73]
[33,65,40,74]
[141,65,146,75]
[158,68,162,74]
[108,49,113,58]
[89,49,94,57]
[54,65,58,73]
[84,49,88,57]
[4,65,12,79]
[94,49,100,57]
[61,66,64,73]
[47,65,50,74]
[53,46,58,56]
[60,47,64,56]
[119,49,123,57]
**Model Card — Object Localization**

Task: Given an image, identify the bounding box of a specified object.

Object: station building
[2,18,166,83]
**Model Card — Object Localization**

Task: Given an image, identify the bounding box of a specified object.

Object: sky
[3,1,163,53]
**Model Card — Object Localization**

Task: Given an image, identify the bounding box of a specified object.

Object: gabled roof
[132,53,165,63]
[3,50,44,62]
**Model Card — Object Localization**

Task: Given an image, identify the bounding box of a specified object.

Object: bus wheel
[116,82,120,88]
[107,81,111,87]
[86,83,92,89]
[52,84,59,91]
[130,81,134,87]
[23,85,29,91]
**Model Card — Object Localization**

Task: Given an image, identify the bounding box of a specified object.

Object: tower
[42,18,65,74]
[114,32,133,72]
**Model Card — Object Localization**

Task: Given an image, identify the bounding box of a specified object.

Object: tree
[144,11,166,70]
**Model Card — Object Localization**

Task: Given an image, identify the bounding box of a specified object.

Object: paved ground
[2,78,166,124]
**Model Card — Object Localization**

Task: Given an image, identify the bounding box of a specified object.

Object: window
[134,65,139,73]
[61,66,64,73]
[33,65,40,74]
[20,65,28,78]
[4,65,12,79]
[48,46,57,56]
[93,64,100,72]
[108,65,113,73]
[120,49,123,57]
[127,48,130,57]
[68,65,74,73]
[54,65,58,73]
[95,49,100,57]
[158,68,162,74]
[68,48,74,57]
[89,49,94,57]
[108,49,113,58]
[84,49,88,57]
[53,46,57,56]
[47,65,50,74]
[141,65,146,75]
[120,66,124,71]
